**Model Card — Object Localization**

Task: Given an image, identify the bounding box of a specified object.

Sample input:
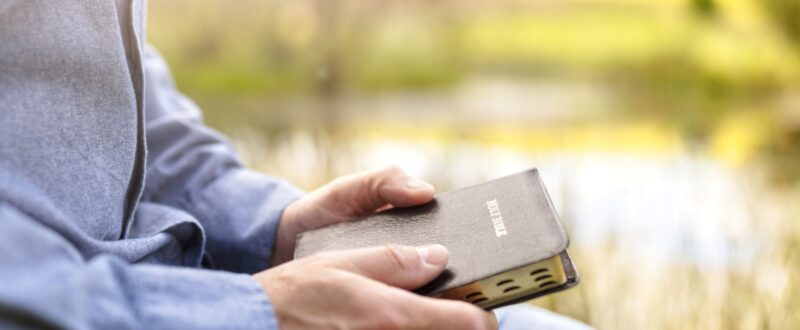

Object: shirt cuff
[195,168,304,273]
[132,263,278,329]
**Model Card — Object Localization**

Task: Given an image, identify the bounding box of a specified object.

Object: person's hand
[254,244,497,330]
[272,166,436,265]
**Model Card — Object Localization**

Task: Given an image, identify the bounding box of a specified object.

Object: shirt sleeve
[140,46,304,273]
[0,202,278,330]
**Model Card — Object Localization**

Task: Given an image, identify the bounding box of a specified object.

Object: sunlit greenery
[148,0,800,328]
[149,0,800,160]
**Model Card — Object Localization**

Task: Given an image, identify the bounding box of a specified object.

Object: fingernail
[406,178,434,191]
[417,244,449,266]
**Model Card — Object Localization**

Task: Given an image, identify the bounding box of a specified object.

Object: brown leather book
[294,169,579,310]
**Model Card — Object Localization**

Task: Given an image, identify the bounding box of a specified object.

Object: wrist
[272,200,302,266]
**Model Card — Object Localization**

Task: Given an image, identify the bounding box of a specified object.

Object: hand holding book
[272,166,436,265]
[295,169,579,310]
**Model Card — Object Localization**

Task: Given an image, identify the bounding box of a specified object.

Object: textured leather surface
[295,169,570,293]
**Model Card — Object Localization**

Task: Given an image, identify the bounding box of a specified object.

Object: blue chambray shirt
[0,0,303,328]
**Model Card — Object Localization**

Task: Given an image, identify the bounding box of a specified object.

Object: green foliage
[148,0,800,179]
[763,0,800,44]
[150,0,799,96]
[692,0,717,16]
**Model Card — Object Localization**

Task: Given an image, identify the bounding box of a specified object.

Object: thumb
[324,166,436,217]
[323,244,449,290]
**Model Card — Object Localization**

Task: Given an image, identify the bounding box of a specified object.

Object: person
[0,1,591,329]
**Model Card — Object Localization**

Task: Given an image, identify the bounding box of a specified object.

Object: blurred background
[147,0,800,328]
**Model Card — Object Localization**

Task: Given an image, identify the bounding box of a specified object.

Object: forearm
[0,203,277,329]
[142,45,303,273]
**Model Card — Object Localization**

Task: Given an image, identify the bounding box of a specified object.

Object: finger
[322,244,449,290]
[407,296,497,330]
[387,287,497,330]
[326,165,435,217]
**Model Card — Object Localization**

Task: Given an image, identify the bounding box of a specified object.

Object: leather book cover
[294,169,578,310]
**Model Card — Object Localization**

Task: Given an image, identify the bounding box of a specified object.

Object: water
[212,80,799,327]
[218,78,784,273]
[235,128,769,270]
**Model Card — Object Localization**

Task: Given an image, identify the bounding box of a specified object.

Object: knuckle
[383,244,417,271]
[328,176,350,188]
[380,164,404,176]
[374,165,408,184]
[447,302,490,330]
[363,172,383,195]
[463,308,490,330]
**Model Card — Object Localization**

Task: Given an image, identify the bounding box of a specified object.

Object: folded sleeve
[0,202,278,329]
[141,46,304,273]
